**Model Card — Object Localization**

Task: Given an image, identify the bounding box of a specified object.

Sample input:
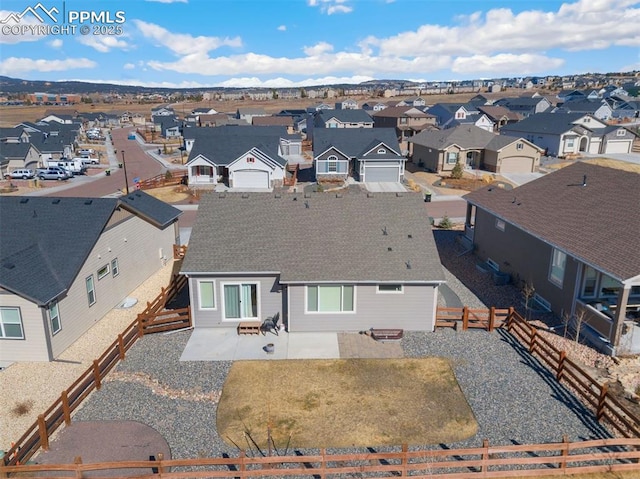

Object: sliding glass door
[223,283,258,320]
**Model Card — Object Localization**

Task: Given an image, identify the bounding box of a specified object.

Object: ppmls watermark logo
[1,2,125,37]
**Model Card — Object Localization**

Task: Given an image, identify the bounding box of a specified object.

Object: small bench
[370,328,404,341]
[237,321,261,335]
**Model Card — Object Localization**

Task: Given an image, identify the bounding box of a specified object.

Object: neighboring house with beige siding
[0,193,181,363]
[463,162,640,356]
[181,192,445,333]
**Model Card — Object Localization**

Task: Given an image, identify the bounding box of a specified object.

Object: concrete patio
[179,328,403,361]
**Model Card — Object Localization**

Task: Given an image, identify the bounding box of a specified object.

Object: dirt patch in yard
[217,358,477,449]
[143,184,194,203]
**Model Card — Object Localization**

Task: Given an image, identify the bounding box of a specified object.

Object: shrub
[164,170,173,180]
[450,160,464,179]
[438,215,453,229]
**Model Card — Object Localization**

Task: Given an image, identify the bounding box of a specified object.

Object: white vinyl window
[86,275,96,306]
[447,152,458,164]
[97,264,110,280]
[377,284,403,294]
[49,300,61,335]
[549,248,567,287]
[111,258,119,277]
[307,285,354,313]
[327,155,338,173]
[516,143,524,150]
[581,266,597,298]
[495,219,505,231]
[616,129,625,137]
[0,307,24,339]
[198,280,216,310]
[222,282,259,320]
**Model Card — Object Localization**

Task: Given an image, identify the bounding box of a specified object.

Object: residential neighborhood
[1,72,640,475]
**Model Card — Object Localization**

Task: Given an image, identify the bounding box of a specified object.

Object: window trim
[305,285,356,314]
[0,306,25,340]
[97,264,110,280]
[446,151,458,164]
[516,143,524,150]
[495,219,505,231]
[111,258,119,277]
[580,265,598,299]
[377,284,404,294]
[86,275,96,307]
[49,300,61,335]
[198,280,216,310]
[549,248,567,287]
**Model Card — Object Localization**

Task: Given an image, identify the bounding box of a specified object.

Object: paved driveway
[365,182,406,192]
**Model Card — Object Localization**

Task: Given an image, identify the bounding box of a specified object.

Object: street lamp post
[121,150,130,195]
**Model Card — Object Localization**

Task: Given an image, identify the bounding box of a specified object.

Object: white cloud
[277,25,287,31]
[133,19,242,55]
[0,57,97,75]
[361,0,640,57]
[123,63,136,70]
[216,75,374,88]
[303,41,333,56]
[77,35,129,53]
[452,54,565,75]
[49,39,63,48]
[308,0,353,15]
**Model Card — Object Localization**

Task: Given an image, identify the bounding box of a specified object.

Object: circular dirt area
[34,420,171,476]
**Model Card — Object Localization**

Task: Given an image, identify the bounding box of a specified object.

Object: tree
[521,280,536,321]
[438,215,452,229]
[450,159,464,179]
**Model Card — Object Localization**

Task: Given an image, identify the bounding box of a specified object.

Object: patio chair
[260,313,280,336]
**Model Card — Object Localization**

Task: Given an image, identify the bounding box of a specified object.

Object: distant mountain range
[0,75,418,95]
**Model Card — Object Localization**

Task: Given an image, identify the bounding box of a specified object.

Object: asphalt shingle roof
[409,124,498,149]
[313,128,401,158]
[500,112,586,136]
[0,193,181,305]
[464,162,640,282]
[317,109,374,124]
[181,192,445,284]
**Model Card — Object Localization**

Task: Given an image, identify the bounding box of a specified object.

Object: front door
[223,283,258,320]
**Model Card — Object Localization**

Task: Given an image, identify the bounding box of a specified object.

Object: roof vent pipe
[582,175,587,187]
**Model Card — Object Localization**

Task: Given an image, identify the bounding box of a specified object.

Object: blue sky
[1,0,638,88]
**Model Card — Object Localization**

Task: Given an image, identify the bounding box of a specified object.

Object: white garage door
[234,170,269,188]
[500,157,534,174]
[365,165,400,182]
[605,141,630,154]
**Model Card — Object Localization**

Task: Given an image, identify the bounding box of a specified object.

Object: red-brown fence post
[597,383,609,422]
[560,435,569,470]
[320,448,326,479]
[62,390,71,425]
[481,439,489,473]
[38,414,49,451]
[401,443,408,477]
[462,307,469,330]
[74,456,82,478]
[137,315,145,337]
[529,326,537,354]
[93,360,101,390]
[157,453,165,474]
[557,350,566,382]
[489,306,495,332]
[117,334,125,360]
[238,450,246,479]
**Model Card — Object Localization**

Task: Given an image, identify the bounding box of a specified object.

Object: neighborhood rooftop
[181,192,445,284]
[464,162,640,282]
[0,193,181,306]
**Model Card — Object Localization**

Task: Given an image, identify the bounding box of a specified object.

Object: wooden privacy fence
[1,274,190,467]
[2,437,639,479]
[505,312,640,439]
[435,306,511,331]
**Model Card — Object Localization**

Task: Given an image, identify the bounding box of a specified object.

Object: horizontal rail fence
[505,311,640,439]
[2,274,188,467]
[2,438,639,479]
[136,169,187,191]
[435,306,511,331]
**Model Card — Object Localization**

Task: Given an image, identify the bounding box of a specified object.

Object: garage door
[364,165,400,182]
[500,157,534,174]
[234,170,269,188]
[605,141,630,154]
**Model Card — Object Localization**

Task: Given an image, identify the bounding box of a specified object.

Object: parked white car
[5,169,35,179]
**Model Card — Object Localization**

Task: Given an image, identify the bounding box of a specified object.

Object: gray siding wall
[472,208,578,317]
[48,215,177,359]
[189,274,282,327]
[0,291,50,362]
[411,144,441,171]
[287,284,437,332]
